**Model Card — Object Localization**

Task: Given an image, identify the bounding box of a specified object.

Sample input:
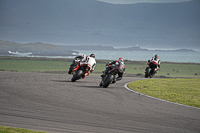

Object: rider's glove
[106,62,111,66]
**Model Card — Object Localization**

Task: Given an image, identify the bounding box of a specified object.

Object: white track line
[124,82,200,110]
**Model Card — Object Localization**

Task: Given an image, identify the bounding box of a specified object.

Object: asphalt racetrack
[0,72,200,133]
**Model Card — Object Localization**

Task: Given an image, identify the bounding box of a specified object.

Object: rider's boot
[82,72,89,79]
[112,78,116,83]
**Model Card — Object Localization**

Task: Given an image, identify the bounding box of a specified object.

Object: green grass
[0,125,46,133]
[124,62,200,78]
[128,78,200,108]
[0,56,200,78]
[0,59,68,73]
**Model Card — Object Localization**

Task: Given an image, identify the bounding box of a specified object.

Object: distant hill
[0,40,77,56]
[0,0,199,49]
[0,41,194,57]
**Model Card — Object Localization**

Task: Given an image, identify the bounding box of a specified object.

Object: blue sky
[96,0,192,4]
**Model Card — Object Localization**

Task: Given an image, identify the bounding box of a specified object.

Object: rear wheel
[145,67,150,78]
[68,68,73,74]
[71,70,83,82]
[150,71,155,78]
[103,74,114,88]
[68,62,78,74]
[99,81,103,87]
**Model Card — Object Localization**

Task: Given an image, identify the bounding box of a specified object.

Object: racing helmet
[90,54,95,58]
[154,54,159,60]
[118,57,123,62]
[81,54,87,62]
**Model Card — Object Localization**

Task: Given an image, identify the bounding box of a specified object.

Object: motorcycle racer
[148,54,161,72]
[73,54,96,78]
[101,58,125,81]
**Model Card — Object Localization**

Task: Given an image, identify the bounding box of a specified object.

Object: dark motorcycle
[100,63,124,88]
[71,66,85,82]
[145,61,157,78]
[68,56,81,74]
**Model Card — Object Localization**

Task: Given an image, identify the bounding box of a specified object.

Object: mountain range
[0,0,200,49]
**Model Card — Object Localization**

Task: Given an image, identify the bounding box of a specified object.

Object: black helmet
[90,54,95,58]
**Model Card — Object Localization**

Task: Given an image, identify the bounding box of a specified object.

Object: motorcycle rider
[148,54,161,72]
[73,54,96,78]
[101,58,125,82]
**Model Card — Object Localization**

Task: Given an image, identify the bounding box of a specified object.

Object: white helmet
[81,54,87,62]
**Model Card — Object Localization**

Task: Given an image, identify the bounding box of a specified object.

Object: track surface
[0,72,200,133]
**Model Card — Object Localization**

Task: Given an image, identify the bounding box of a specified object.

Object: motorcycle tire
[99,81,103,87]
[68,63,77,74]
[68,69,73,74]
[150,71,155,78]
[103,74,114,88]
[145,67,150,78]
[71,70,83,82]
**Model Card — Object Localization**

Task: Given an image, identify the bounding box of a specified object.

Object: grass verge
[127,78,200,108]
[0,56,200,78]
[0,125,46,133]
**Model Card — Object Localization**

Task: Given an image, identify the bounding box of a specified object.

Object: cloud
[96,0,192,4]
